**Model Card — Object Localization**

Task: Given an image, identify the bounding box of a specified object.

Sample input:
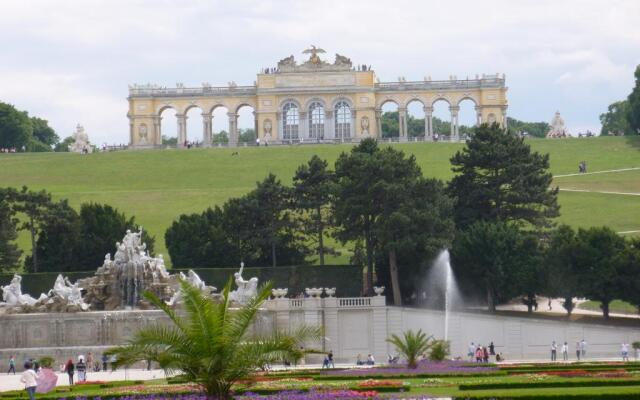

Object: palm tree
[106,278,321,399]
[386,329,434,368]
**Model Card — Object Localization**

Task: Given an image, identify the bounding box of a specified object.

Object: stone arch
[456,96,478,107]
[304,97,326,110]
[331,96,354,109]
[377,97,400,109]
[236,103,257,144]
[157,106,178,145]
[184,104,205,145]
[235,101,257,114]
[156,104,177,115]
[209,103,229,114]
[430,96,451,107]
[404,97,425,109]
[279,97,302,109]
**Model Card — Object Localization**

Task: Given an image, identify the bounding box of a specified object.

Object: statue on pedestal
[546,111,568,138]
[229,263,258,305]
[68,124,92,153]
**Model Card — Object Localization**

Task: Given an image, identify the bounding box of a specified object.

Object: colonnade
[161,110,256,147]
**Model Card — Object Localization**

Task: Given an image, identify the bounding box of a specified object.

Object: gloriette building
[127,47,508,148]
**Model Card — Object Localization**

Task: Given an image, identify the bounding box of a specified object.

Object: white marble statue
[0,274,45,307]
[47,274,90,310]
[546,111,568,138]
[68,124,92,153]
[167,269,217,306]
[229,263,258,305]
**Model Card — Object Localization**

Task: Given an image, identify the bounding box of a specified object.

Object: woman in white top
[20,361,38,400]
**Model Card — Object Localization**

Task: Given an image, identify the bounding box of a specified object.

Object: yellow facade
[127,50,508,147]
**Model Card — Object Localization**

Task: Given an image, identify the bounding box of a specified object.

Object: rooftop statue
[303,45,326,65]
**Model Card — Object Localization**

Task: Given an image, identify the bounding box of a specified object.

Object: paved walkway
[497,296,639,319]
[554,167,640,178]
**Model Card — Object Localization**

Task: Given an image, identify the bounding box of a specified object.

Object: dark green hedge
[460,379,640,390]
[0,265,363,299]
[456,395,640,400]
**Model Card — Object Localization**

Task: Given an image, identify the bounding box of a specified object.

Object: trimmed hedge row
[313,371,507,380]
[460,379,640,390]
[500,362,640,372]
[455,395,640,400]
[0,264,363,298]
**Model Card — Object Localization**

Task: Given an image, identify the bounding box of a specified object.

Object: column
[202,113,212,146]
[128,118,134,146]
[325,110,334,140]
[350,111,356,140]
[276,112,282,142]
[299,111,308,141]
[449,106,459,141]
[253,111,259,142]
[424,106,433,140]
[475,106,482,126]
[152,116,161,145]
[176,114,187,147]
[228,112,238,147]
[398,107,408,139]
[502,106,508,128]
[375,109,382,138]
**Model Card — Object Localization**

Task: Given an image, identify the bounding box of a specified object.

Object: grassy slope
[1,136,638,265]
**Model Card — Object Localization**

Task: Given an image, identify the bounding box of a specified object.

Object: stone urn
[271,288,288,298]
[373,286,385,296]
[324,287,336,297]
[305,288,323,298]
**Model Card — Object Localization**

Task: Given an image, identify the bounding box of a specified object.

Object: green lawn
[1,136,638,266]
[578,299,639,315]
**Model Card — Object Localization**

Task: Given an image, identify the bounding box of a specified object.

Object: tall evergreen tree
[292,155,335,266]
[448,123,559,230]
[0,198,22,271]
[76,203,155,270]
[28,199,81,272]
[545,225,583,316]
[11,186,54,272]
[575,226,626,319]
[627,65,640,134]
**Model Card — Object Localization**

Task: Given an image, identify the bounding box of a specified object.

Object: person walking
[561,342,568,361]
[551,341,557,361]
[20,361,37,400]
[622,343,630,362]
[86,352,94,372]
[328,350,335,368]
[489,342,495,356]
[575,341,581,360]
[76,357,87,382]
[468,342,475,361]
[8,355,16,374]
[482,346,489,363]
[64,359,75,385]
[101,354,108,371]
[580,339,587,359]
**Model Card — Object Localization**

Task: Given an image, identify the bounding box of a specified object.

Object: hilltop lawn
[1,136,638,265]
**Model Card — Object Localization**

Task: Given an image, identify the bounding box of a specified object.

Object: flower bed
[237,390,381,399]
[319,360,498,378]
[459,378,640,390]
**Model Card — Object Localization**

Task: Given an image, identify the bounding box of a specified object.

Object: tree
[0,102,33,149]
[576,226,626,319]
[54,136,75,152]
[507,117,551,138]
[0,197,22,271]
[105,279,321,399]
[448,123,559,230]
[222,175,307,267]
[627,65,640,134]
[28,200,82,272]
[386,329,434,368]
[292,155,336,266]
[545,225,583,316]
[10,187,54,272]
[375,165,454,304]
[599,101,632,136]
[30,117,59,148]
[618,238,640,312]
[451,221,533,312]
[76,203,155,270]
[165,207,238,267]
[511,232,545,313]
[238,128,256,144]
[161,135,177,146]
[334,139,385,295]
[212,131,229,145]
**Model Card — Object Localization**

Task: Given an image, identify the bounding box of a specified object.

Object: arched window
[335,101,351,139]
[282,102,299,140]
[308,102,325,139]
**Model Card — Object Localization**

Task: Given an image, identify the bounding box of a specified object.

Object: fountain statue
[166,270,218,306]
[229,263,259,305]
[68,124,92,153]
[0,275,47,308]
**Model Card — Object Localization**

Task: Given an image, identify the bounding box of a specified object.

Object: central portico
[127,47,508,147]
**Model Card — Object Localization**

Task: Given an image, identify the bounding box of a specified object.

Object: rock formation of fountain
[0,228,260,314]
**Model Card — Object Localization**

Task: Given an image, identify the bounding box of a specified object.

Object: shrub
[38,356,55,368]
[429,340,450,361]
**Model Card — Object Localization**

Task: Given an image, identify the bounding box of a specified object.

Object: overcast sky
[1,0,639,144]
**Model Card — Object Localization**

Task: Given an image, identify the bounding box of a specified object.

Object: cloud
[0,0,639,143]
